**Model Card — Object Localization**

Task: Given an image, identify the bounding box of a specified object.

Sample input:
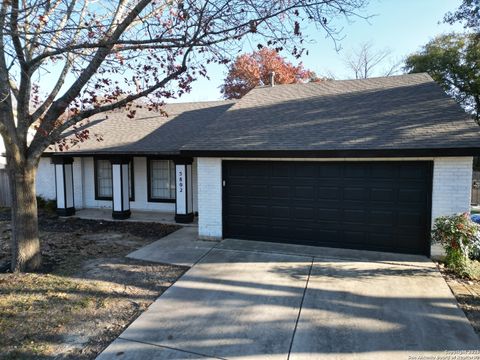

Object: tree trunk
[9,164,41,272]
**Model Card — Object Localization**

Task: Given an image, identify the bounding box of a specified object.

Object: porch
[50,155,197,224]
[72,208,198,227]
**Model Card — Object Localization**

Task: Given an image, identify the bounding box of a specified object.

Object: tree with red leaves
[221,48,318,99]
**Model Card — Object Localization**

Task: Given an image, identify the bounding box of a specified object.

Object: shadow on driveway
[97,243,480,360]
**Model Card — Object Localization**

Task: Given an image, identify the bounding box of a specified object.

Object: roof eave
[180,148,480,158]
[48,150,183,157]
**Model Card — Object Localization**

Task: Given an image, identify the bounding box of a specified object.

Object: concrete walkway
[127,227,214,267]
[97,233,480,360]
[73,208,198,227]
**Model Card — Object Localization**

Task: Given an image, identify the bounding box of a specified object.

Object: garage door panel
[228,184,249,196]
[309,229,339,240]
[342,200,371,209]
[317,187,341,200]
[398,211,424,226]
[296,227,316,238]
[249,205,268,217]
[369,210,394,226]
[224,161,431,255]
[271,162,292,176]
[318,165,342,177]
[271,185,290,198]
[398,233,425,247]
[344,164,369,178]
[343,209,367,223]
[228,204,248,216]
[249,184,270,197]
[292,207,316,220]
[271,206,290,218]
[368,233,394,247]
[317,208,341,221]
[343,231,367,244]
[371,165,397,178]
[398,188,425,203]
[370,188,395,202]
[399,165,428,179]
[294,185,315,199]
[311,220,340,230]
[344,187,369,201]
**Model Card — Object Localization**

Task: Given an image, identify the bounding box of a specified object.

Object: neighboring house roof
[54,100,235,155]
[181,73,480,157]
[53,73,480,158]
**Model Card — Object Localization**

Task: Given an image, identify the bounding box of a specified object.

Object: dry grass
[0,211,187,359]
[439,263,480,335]
[1,273,99,359]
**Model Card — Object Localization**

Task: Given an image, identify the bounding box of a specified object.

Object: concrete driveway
[97,235,480,359]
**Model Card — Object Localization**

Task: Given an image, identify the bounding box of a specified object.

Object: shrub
[36,196,46,208]
[36,196,56,214]
[431,213,480,279]
[44,199,57,213]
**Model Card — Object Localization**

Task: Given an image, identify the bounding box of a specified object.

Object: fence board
[472,172,480,205]
[0,169,11,207]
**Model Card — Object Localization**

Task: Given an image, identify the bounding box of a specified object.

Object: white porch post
[111,157,131,219]
[174,158,194,223]
[53,156,75,216]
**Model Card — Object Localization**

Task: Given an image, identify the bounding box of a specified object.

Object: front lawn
[0,209,187,359]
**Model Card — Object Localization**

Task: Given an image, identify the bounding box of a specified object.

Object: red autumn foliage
[221,48,319,99]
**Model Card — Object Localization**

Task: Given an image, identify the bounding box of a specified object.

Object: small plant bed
[432,212,480,336]
[438,264,480,335]
[0,208,187,359]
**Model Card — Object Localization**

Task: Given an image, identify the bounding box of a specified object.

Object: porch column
[174,158,194,223]
[111,157,131,220]
[53,156,75,216]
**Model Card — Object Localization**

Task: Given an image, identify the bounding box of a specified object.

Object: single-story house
[37,73,480,256]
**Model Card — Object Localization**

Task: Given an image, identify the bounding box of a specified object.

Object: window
[95,159,112,199]
[94,158,134,200]
[148,159,175,202]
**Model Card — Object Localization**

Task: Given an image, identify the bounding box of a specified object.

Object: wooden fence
[0,169,11,207]
[472,171,480,205]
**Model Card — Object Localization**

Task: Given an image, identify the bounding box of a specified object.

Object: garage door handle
[222,180,226,187]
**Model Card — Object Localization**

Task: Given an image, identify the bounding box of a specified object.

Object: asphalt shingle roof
[57,100,235,155]
[56,73,480,157]
[182,73,480,154]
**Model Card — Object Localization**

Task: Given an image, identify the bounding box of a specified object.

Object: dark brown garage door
[223,161,433,255]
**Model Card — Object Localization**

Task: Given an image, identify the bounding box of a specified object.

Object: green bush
[36,196,46,208]
[36,196,56,213]
[431,213,480,279]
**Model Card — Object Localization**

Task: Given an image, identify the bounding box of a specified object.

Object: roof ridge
[252,72,432,90]
[164,99,235,105]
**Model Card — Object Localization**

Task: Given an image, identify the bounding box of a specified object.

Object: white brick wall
[73,157,84,208]
[192,159,198,213]
[36,157,56,200]
[197,157,223,240]
[36,157,84,206]
[196,156,475,241]
[36,156,84,208]
[431,157,473,221]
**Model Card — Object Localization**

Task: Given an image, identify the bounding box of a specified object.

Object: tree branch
[29,56,190,161]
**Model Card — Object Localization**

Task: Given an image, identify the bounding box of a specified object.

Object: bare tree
[344,42,401,79]
[0,0,369,272]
